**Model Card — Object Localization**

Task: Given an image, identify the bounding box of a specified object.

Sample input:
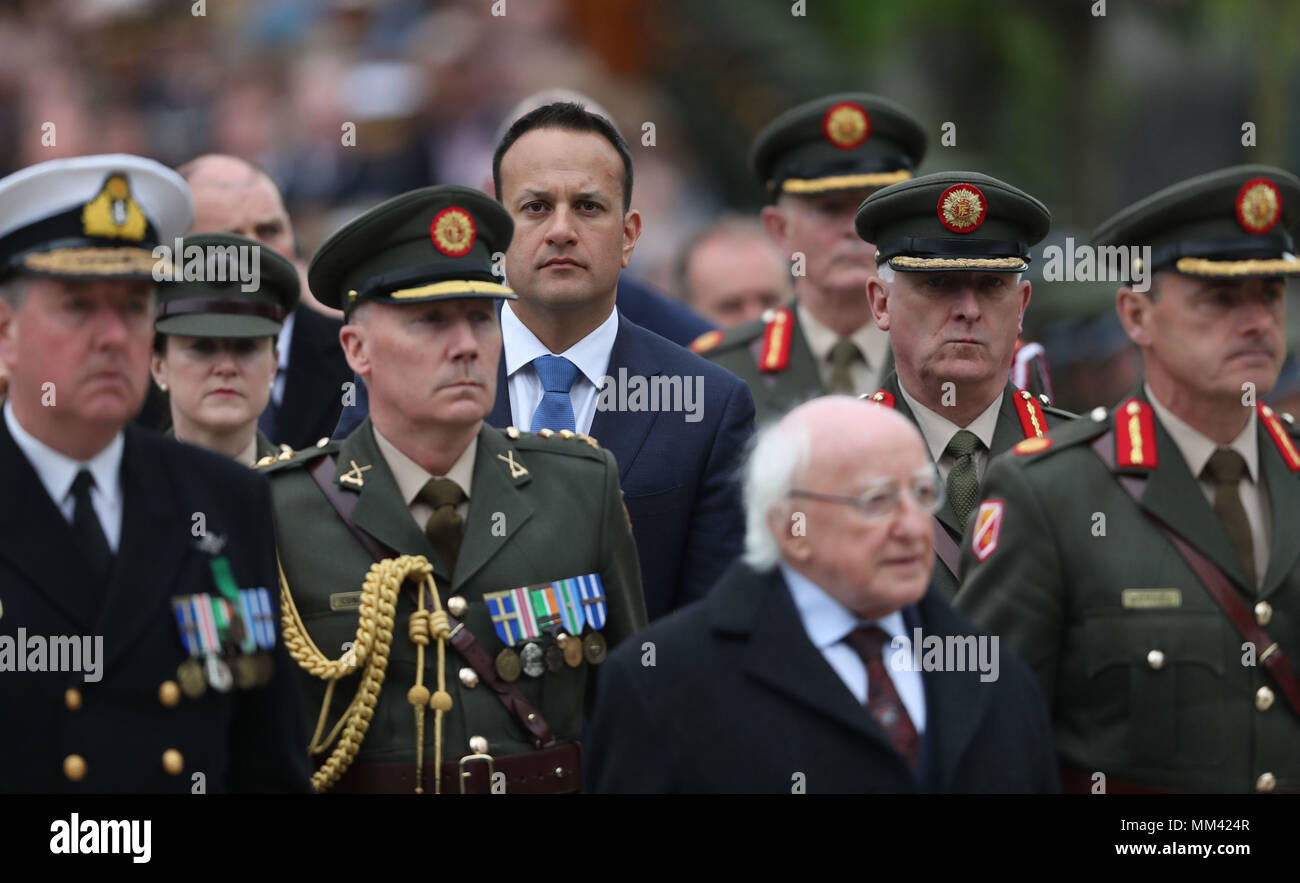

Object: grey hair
[741,415,811,571]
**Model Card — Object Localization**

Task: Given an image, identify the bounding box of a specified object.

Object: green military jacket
[954,389,1300,792]
[262,418,646,789]
[869,371,1073,599]
[694,304,893,426]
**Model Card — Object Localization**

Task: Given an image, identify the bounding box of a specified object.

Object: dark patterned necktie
[827,339,863,395]
[945,429,982,524]
[418,478,466,575]
[845,625,920,768]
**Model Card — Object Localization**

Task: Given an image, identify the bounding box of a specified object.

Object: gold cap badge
[938,183,987,233]
[1236,178,1281,234]
[430,206,476,257]
[822,101,870,150]
[81,173,147,241]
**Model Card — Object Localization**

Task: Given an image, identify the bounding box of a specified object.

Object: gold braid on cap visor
[779,170,912,194]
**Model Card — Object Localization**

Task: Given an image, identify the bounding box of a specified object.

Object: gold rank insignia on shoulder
[278,444,294,461]
[689,329,723,354]
[505,425,521,439]
[254,455,277,468]
[497,450,528,479]
[338,459,372,487]
[1013,436,1052,456]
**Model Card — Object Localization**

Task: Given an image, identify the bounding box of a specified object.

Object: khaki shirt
[898,383,1004,484]
[797,301,890,396]
[373,427,476,528]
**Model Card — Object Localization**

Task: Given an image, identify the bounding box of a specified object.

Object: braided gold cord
[278,551,434,792]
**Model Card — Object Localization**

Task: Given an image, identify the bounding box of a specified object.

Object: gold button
[1256,772,1276,793]
[554,766,566,777]
[469,735,489,755]
[64,688,83,711]
[558,429,576,439]
[458,667,479,689]
[1146,649,1165,670]
[1255,601,1273,626]
[158,681,181,708]
[63,754,86,781]
[506,426,521,439]
[447,596,468,618]
[1256,686,1275,712]
[162,749,184,775]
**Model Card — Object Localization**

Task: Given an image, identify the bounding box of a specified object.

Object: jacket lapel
[0,417,102,630]
[1259,423,1300,597]
[452,426,535,591]
[336,420,449,585]
[486,349,512,429]
[711,565,900,755]
[588,314,660,482]
[95,428,193,672]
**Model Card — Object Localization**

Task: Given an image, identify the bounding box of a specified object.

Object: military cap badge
[938,183,987,233]
[430,206,476,257]
[823,101,870,150]
[82,173,148,241]
[1235,178,1281,234]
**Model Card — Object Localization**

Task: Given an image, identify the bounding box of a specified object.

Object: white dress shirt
[4,401,124,552]
[501,301,618,435]
[1145,384,1270,586]
[781,562,927,734]
[898,383,1004,483]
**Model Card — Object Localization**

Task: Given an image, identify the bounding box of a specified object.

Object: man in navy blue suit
[485,102,755,620]
[585,397,1058,793]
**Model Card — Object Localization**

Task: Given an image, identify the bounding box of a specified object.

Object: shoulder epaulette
[1011,409,1108,463]
[690,318,762,357]
[1011,388,1049,439]
[758,306,795,373]
[1259,404,1300,472]
[254,436,337,474]
[505,426,605,460]
[688,329,724,354]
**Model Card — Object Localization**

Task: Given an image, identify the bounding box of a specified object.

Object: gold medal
[177,658,206,699]
[582,631,607,665]
[562,636,584,668]
[495,648,521,682]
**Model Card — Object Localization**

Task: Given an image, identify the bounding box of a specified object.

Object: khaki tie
[827,339,863,395]
[1202,449,1257,590]
[945,430,983,524]
[418,478,466,575]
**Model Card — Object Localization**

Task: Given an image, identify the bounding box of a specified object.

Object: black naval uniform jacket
[0,419,312,793]
[584,561,1059,793]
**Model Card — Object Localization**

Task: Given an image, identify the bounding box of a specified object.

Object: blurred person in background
[678,214,792,329]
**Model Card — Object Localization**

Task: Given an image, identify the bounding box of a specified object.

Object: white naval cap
[0,153,192,281]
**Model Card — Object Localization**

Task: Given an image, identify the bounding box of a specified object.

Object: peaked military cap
[154,233,300,338]
[309,185,515,314]
[855,171,1051,272]
[1092,164,1300,279]
[751,93,927,198]
[0,153,191,282]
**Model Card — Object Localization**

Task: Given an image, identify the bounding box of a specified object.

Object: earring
[159,382,168,391]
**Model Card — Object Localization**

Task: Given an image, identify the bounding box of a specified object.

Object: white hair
[875,262,896,284]
[741,416,811,571]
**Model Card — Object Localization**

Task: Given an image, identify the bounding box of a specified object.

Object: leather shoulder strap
[932,517,961,579]
[306,454,558,747]
[1090,431,1300,718]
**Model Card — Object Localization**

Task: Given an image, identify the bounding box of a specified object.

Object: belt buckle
[458,753,495,794]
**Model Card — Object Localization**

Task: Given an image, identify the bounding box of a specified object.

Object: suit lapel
[486,349,512,429]
[588,315,660,482]
[96,428,192,672]
[0,417,102,630]
[1259,424,1300,597]
[337,421,449,585]
[714,567,902,756]
[452,427,535,591]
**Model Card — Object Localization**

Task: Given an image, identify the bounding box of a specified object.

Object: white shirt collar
[780,562,909,650]
[500,301,618,389]
[1144,383,1259,482]
[4,400,124,510]
[898,382,1003,463]
[275,308,295,371]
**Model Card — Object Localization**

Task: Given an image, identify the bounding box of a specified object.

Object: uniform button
[1256,686,1275,712]
[63,754,87,781]
[158,681,181,708]
[1256,772,1276,793]
[64,688,83,711]
[1146,649,1165,670]
[458,667,479,688]
[1255,601,1273,626]
[447,596,468,618]
[162,749,184,775]
[468,735,489,755]
[1090,407,1108,422]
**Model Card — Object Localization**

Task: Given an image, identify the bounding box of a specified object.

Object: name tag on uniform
[330,591,362,611]
[1121,588,1182,609]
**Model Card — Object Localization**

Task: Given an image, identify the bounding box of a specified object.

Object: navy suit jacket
[485,313,755,618]
[584,561,1061,793]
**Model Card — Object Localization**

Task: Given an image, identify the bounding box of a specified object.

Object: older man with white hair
[583,395,1058,793]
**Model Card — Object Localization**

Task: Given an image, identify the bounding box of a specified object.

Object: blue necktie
[530,355,579,432]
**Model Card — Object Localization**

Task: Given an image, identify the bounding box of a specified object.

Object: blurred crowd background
[1,0,1298,414]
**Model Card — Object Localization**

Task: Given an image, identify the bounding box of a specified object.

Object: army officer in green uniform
[955,165,1300,793]
[151,232,299,466]
[262,185,646,793]
[691,94,927,423]
[854,172,1074,598]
